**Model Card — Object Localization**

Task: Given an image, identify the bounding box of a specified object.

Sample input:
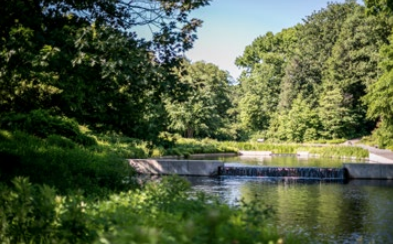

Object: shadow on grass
[0,130,137,197]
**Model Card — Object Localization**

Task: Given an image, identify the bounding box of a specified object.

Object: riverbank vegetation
[4,1,393,148]
[3,1,393,148]
[0,176,309,244]
[1,0,393,243]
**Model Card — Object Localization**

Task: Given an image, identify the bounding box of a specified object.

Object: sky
[185,0,363,80]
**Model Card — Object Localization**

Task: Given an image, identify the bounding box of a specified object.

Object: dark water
[187,156,393,243]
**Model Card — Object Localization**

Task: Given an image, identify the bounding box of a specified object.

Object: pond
[186,156,393,243]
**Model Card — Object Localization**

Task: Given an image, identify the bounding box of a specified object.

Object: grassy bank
[0,126,366,244]
[0,130,137,196]
[0,129,369,194]
[161,138,238,158]
[298,145,369,159]
[169,139,369,159]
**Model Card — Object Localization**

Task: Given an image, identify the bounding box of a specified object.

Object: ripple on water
[187,176,393,243]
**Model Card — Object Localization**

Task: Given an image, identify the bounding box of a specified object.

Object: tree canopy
[165,60,231,138]
[235,0,393,143]
[0,0,210,140]
[3,0,393,147]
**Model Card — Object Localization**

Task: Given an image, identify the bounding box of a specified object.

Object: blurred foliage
[0,176,307,244]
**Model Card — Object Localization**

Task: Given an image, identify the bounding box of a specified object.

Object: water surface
[186,156,393,243]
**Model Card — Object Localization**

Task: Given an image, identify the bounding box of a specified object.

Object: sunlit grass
[0,130,136,195]
[168,139,369,159]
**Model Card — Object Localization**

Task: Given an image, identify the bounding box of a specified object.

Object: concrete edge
[343,163,393,180]
[129,159,224,176]
[238,151,272,157]
[129,159,393,180]
[369,153,393,164]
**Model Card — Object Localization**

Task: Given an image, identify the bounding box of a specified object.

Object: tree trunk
[185,127,194,138]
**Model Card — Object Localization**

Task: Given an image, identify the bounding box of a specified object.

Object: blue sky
[185,0,363,80]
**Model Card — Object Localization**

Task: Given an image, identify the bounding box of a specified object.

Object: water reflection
[187,176,393,244]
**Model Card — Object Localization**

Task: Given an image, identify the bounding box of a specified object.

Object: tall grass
[299,145,369,159]
[167,139,369,159]
[227,141,300,153]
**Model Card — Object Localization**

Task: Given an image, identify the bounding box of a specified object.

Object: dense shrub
[0,130,135,195]
[0,176,307,244]
[160,138,238,157]
[360,123,393,150]
[0,110,96,147]
[93,133,148,158]
[0,177,94,244]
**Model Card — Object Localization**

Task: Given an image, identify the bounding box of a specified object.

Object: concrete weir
[129,159,223,176]
[344,163,393,180]
[129,159,393,180]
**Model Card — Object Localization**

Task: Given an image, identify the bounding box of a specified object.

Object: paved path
[357,144,393,164]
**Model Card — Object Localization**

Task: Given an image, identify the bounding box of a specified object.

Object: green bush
[156,132,180,149]
[162,138,238,157]
[0,110,97,147]
[0,130,135,195]
[363,123,393,149]
[0,176,308,244]
[46,135,77,149]
[0,177,95,244]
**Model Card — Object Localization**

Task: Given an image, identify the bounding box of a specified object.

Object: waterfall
[218,165,345,180]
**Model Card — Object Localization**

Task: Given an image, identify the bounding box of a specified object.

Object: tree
[234,0,393,142]
[363,36,393,146]
[319,4,391,138]
[362,0,393,147]
[365,0,393,15]
[164,61,231,138]
[235,29,297,131]
[279,1,359,109]
[0,0,210,139]
[319,84,357,139]
[267,95,320,142]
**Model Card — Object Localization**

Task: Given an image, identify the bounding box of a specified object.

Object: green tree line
[1,1,391,242]
[234,0,393,147]
[2,0,393,148]
[0,0,210,144]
